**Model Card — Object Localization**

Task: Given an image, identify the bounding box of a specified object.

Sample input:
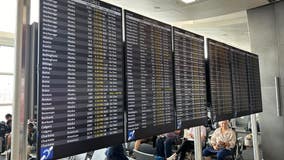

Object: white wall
[247,1,284,160]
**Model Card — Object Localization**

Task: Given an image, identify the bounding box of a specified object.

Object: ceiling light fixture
[181,0,196,4]
[154,6,161,9]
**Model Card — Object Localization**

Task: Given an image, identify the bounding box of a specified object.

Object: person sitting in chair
[105,144,129,160]
[156,130,180,159]
[202,120,236,160]
[168,126,207,160]
[27,121,37,156]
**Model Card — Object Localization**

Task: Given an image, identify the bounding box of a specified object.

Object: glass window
[0,105,12,122]
[0,0,17,122]
[30,0,39,23]
[0,75,14,104]
[0,46,15,73]
[0,0,16,33]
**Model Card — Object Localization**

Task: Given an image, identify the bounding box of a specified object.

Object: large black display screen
[38,0,124,159]
[231,47,250,117]
[207,39,234,122]
[173,27,207,129]
[247,53,262,114]
[125,10,175,141]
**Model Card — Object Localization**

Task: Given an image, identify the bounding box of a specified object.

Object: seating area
[132,149,155,160]
[124,126,248,160]
[0,136,258,160]
[0,118,259,160]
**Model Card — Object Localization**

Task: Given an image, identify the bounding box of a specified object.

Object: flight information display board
[207,39,233,122]
[125,10,175,141]
[231,48,250,117]
[173,27,207,129]
[247,53,262,114]
[38,0,124,159]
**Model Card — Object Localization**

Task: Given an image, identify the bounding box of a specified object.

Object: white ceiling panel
[101,0,269,51]
[102,0,268,23]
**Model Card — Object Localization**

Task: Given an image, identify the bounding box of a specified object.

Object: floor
[0,147,261,160]
[237,131,263,160]
[0,133,263,160]
[242,147,256,160]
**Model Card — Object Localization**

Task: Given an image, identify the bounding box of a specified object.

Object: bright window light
[181,0,196,4]
[30,0,39,23]
[0,105,12,122]
[0,0,16,33]
[0,46,15,73]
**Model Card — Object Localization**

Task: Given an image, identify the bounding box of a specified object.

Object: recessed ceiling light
[181,0,196,4]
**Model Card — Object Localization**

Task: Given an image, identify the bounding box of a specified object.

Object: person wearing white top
[202,120,236,160]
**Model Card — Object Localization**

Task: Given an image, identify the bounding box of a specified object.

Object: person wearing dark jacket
[0,121,6,152]
[105,144,128,160]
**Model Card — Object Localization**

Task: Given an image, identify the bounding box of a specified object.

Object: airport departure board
[231,48,250,117]
[125,10,175,141]
[38,0,124,159]
[173,27,207,129]
[247,53,262,114]
[207,39,234,122]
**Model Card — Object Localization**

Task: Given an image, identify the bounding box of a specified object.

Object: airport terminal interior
[0,0,283,160]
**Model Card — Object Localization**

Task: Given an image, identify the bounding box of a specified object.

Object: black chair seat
[211,154,233,160]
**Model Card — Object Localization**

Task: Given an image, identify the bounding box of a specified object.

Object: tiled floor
[0,149,260,160]
[242,147,255,160]
[0,142,262,160]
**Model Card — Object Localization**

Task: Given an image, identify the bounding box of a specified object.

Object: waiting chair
[206,126,244,160]
[234,137,244,160]
[0,137,3,153]
[210,137,244,160]
[133,149,155,160]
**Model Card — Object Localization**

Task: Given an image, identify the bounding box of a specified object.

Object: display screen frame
[173,26,208,129]
[124,10,176,141]
[206,38,234,122]
[37,0,125,159]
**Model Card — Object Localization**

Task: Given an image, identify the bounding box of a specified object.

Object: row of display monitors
[37,0,262,159]
[207,39,262,122]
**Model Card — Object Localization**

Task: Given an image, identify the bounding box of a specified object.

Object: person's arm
[134,139,142,150]
[105,146,115,157]
[225,130,236,149]
[200,126,207,142]
[28,132,32,146]
[7,133,11,149]
[32,132,37,146]
[210,130,218,150]
[187,128,194,139]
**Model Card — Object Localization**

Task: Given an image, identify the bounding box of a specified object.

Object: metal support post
[251,114,260,160]
[11,0,30,160]
[194,126,202,160]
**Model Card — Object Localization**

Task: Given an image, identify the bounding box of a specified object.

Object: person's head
[5,114,12,121]
[218,120,230,130]
[28,122,34,132]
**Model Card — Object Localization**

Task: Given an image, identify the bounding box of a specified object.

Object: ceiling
[175,11,251,51]
[3,0,271,49]
[103,0,269,51]
[103,0,268,24]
